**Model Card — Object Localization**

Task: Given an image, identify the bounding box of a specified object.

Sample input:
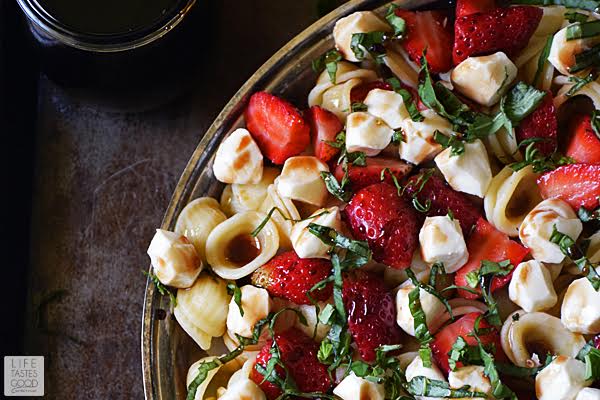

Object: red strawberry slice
[516,92,558,155]
[250,329,332,399]
[404,173,482,236]
[343,270,402,362]
[566,114,600,164]
[350,81,392,103]
[453,6,542,64]
[538,164,600,210]
[305,106,343,163]
[432,312,504,373]
[251,251,332,305]
[455,218,530,299]
[456,0,496,17]
[394,9,454,74]
[245,91,310,164]
[343,183,421,269]
[333,157,413,191]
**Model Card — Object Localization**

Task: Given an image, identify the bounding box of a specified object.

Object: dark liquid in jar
[225,234,261,267]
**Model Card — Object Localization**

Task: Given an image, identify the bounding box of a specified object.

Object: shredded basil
[409,286,434,367]
[351,102,368,112]
[407,376,488,398]
[510,138,573,173]
[312,49,343,84]
[565,11,589,23]
[321,171,353,202]
[549,225,600,290]
[385,4,406,38]
[533,35,554,87]
[578,203,600,221]
[571,43,600,73]
[434,130,465,157]
[387,77,424,122]
[567,20,600,40]
[226,283,244,317]
[142,270,177,306]
[350,31,387,63]
[566,72,598,97]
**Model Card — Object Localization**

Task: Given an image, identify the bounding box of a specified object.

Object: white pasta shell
[176,273,230,338]
[175,197,227,261]
[231,167,279,213]
[321,78,363,121]
[308,61,377,107]
[555,78,600,110]
[534,6,567,37]
[206,211,279,280]
[500,311,586,367]
[186,356,222,400]
[383,45,419,89]
[515,35,549,68]
[484,165,542,237]
[259,184,300,249]
[174,305,213,350]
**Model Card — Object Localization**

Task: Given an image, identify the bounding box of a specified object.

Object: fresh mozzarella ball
[333,11,391,62]
[333,372,385,400]
[535,356,591,400]
[213,128,263,184]
[577,388,600,400]
[451,52,517,106]
[519,199,583,264]
[364,89,410,129]
[508,260,557,312]
[399,109,454,165]
[218,379,266,400]
[562,278,600,334]
[290,207,342,259]
[346,112,394,156]
[548,25,600,75]
[435,139,493,198]
[448,366,492,400]
[396,281,446,336]
[226,285,272,338]
[276,156,329,206]
[418,216,469,273]
[296,302,331,341]
[405,355,447,400]
[147,229,202,288]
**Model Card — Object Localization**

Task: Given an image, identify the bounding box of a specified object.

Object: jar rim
[16,0,197,52]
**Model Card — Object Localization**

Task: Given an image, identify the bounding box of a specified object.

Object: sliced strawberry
[343,270,402,362]
[343,183,421,269]
[251,251,332,305]
[333,157,413,191]
[566,114,600,164]
[404,173,482,236]
[538,163,600,210]
[250,329,332,399]
[305,106,343,163]
[394,9,454,74]
[456,0,496,17]
[453,6,542,64]
[516,92,558,155]
[455,218,530,299]
[432,312,504,374]
[245,91,310,164]
[350,80,392,103]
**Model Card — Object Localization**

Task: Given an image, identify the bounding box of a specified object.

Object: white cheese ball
[226,285,272,338]
[396,281,446,336]
[399,109,454,165]
[418,215,469,273]
[147,229,202,288]
[345,112,393,156]
[276,156,329,206]
[333,372,385,400]
[213,128,263,184]
[405,355,447,400]
[333,11,391,62]
[448,366,492,400]
[562,278,600,334]
[290,206,342,259]
[364,88,410,129]
[577,388,600,400]
[535,356,591,400]
[508,260,557,312]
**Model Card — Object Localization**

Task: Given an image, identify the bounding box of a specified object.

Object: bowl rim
[141,0,430,398]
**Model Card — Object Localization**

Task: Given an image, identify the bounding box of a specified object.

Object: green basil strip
[385,4,406,38]
[565,11,590,23]
[567,20,600,40]
[406,376,488,398]
[511,0,600,11]
[533,35,553,87]
[320,171,353,202]
[572,43,600,73]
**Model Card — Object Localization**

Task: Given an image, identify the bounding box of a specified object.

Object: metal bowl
[141,0,433,398]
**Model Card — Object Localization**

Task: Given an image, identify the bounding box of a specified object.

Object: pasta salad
[146,0,600,399]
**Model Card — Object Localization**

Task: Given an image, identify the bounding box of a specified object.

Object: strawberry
[453,6,542,64]
[251,251,332,305]
[343,270,402,362]
[516,92,558,155]
[455,218,530,299]
[432,312,504,373]
[566,114,600,164]
[404,172,482,236]
[305,106,343,163]
[456,0,495,17]
[250,329,332,399]
[343,183,421,269]
[333,157,413,191]
[350,80,392,103]
[394,9,454,74]
[538,163,600,210]
[245,91,310,164]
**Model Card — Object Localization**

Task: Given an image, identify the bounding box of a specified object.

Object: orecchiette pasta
[500,311,586,367]
[308,61,377,107]
[186,356,223,400]
[484,165,542,237]
[320,78,363,120]
[383,44,419,89]
[175,197,227,261]
[205,211,279,280]
[231,167,279,212]
[259,184,300,249]
[554,75,600,110]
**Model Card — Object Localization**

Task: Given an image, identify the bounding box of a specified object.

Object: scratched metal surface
[24,1,320,398]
